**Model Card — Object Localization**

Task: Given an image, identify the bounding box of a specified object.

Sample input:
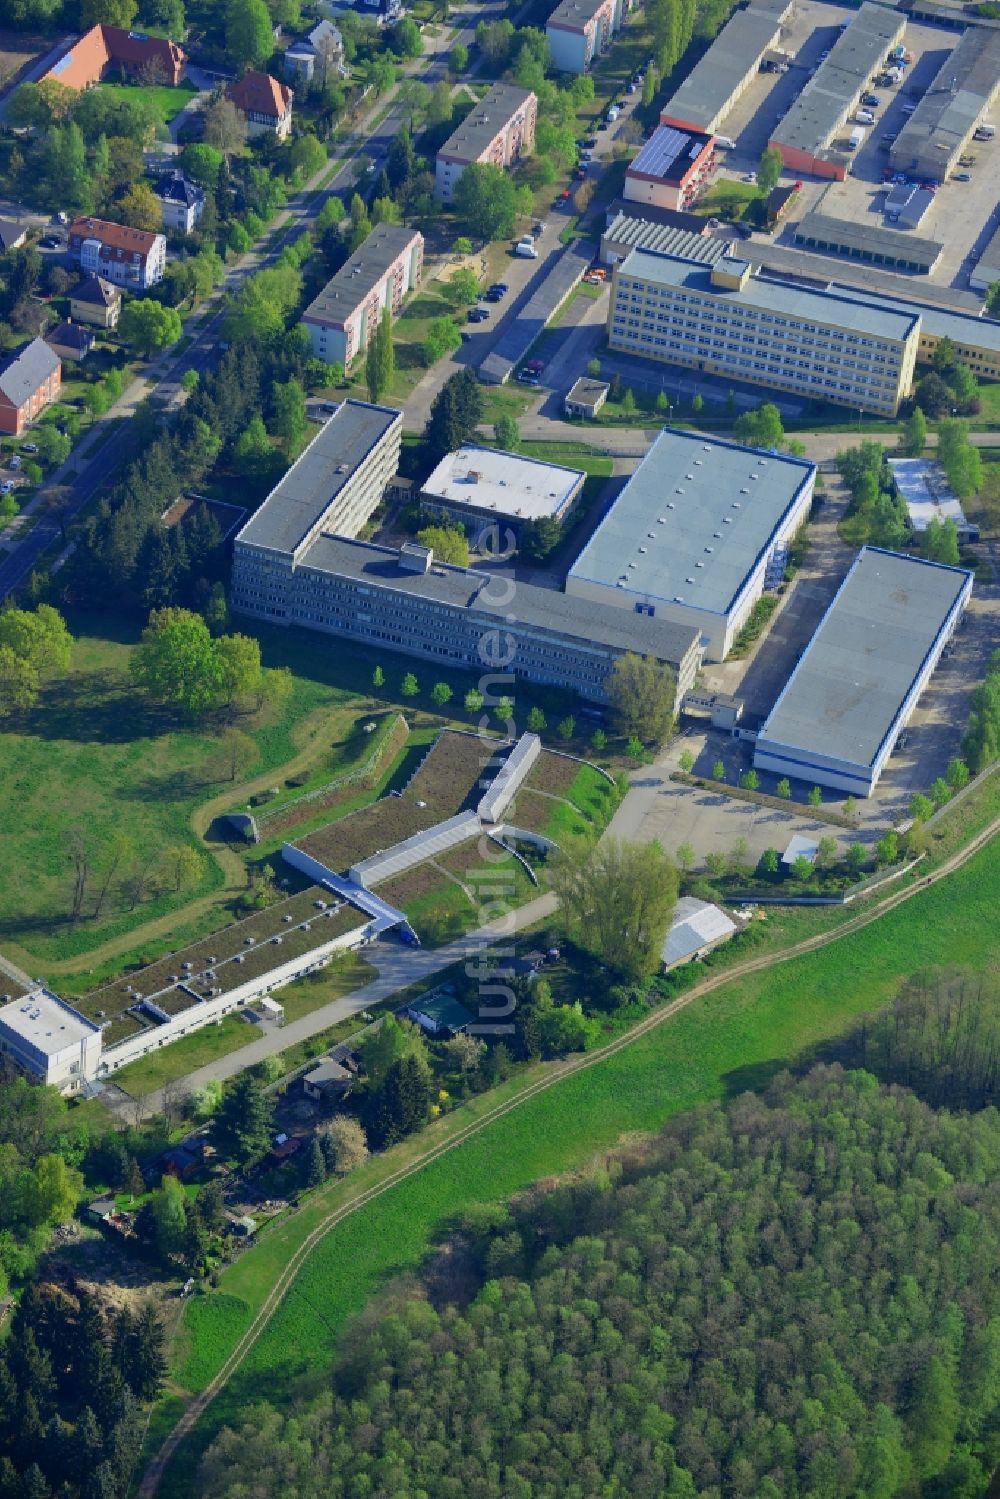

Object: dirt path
[136,809,1000,1498]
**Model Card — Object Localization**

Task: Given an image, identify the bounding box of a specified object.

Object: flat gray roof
[603,212,728,264]
[758,547,972,770]
[755,241,982,311]
[438,82,534,164]
[618,247,919,342]
[568,427,814,616]
[236,400,401,557]
[661,0,788,130]
[793,210,943,271]
[772,2,903,156]
[0,988,99,1055]
[299,534,702,665]
[972,221,1000,288]
[890,28,1000,175]
[547,0,608,29]
[566,376,609,402]
[422,443,584,522]
[301,224,420,328]
[773,269,1000,356]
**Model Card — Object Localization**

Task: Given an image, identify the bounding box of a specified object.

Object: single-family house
[0,338,61,437]
[44,320,95,363]
[70,274,122,329]
[302,1057,353,1100]
[0,219,27,253]
[284,19,344,81]
[154,172,205,235]
[226,71,294,139]
[68,217,167,290]
[41,24,187,90]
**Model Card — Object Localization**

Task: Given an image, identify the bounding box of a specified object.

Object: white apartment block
[608,249,919,416]
[302,223,423,369]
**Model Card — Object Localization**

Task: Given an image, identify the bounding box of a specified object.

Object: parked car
[20,443,38,455]
[862,93,881,106]
[39,235,61,249]
[517,371,539,385]
[489,282,509,296]
[467,306,490,322]
[742,171,757,182]
[955,172,972,181]
[574,167,587,179]
[8,455,21,471]
[582,136,597,149]
[54,211,68,224]
[0,480,15,495]
[515,242,539,257]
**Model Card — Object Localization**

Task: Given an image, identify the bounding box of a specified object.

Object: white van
[515,241,539,259]
[856,109,875,124]
[715,135,736,149]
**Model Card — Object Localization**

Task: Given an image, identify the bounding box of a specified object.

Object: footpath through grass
[158,830,1000,1495]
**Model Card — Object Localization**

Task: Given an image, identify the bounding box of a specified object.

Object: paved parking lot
[706,0,999,292]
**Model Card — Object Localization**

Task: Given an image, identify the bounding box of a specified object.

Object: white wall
[546,25,588,73]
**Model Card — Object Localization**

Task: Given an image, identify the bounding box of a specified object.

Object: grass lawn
[110,1013,262,1099]
[93,80,197,129]
[692,179,760,219]
[157,831,1000,1497]
[273,954,374,1023]
[969,451,1000,537]
[0,613,358,971]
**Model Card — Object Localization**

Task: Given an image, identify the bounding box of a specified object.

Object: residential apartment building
[232,532,703,708]
[546,0,626,74]
[623,124,715,212]
[607,248,919,415]
[234,400,403,574]
[41,23,186,89]
[154,172,205,234]
[226,71,294,139]
[302,223,423,369]
[68,216,166,289]
[0,338,61,436]
[435,83,537,203]
[70,274,121,328]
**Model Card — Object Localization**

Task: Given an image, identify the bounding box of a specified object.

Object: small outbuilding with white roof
[420,444,586,541]
[889,458,978,542]
[661,897,738,970]
[566,427,815,660]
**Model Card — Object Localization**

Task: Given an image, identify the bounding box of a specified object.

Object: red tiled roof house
[42,24,187,90]
[226,71,294,139]
[0,339,61,437]
[68,217,167,290]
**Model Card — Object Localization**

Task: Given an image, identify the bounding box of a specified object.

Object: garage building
[889,26,1000,182]
[792,210,943,274]
[754,547,973,796]
[660,0,791,134]
[566,426,815,660]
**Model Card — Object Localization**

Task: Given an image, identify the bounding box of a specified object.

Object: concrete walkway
[136,893,556,1115]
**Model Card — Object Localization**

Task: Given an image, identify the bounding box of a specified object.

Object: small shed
[0,220,28,253]
[564,377,610,419]
[227,1214,258,1238]
[303,1057,353,1100]
[44,320,95,363]
[781,834,819,867]
[661,897,738,970]
[159,1141,205,1181]
[256,995,285,1025]
[404,991,474,1037]
[86,1195,117,1224]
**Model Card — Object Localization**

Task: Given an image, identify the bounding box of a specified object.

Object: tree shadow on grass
[18,673,185,746]
[720,1058,790,1100]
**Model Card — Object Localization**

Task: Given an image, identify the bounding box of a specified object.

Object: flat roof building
[435,83,537,202]
[233,531,703,707]
[302,223,423,369]
[567,426,815,659]
[0,988,102,1095]
[236,400,402,557]
[889,457,978,540]
[792,210,943,274]
[769,3,905,179]
[421,444,586,537]
[661,897,737,969]
[754,547,973,796]
[889,27,1000,181]
[660,0,791,133]
[607,248,920,415]
[624,125,715,212]
[971,221,1000,293]
[564,376,609,417]
[546,0,626,74]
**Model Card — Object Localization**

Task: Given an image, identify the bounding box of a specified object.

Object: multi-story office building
[623,125,715,212]
[302,223,423,369]
[607,248,919,415]
[546,0,626,74]
[567,427,815,660]
[435,83,537,203]
[68,216,166,289]
[233,532,703,708]
[233,400,403,590]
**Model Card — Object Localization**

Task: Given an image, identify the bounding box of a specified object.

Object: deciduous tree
[607,652,677,746]
[551,836,679,980]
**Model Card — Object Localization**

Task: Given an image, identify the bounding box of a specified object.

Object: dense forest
[197,973,1000,1498]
